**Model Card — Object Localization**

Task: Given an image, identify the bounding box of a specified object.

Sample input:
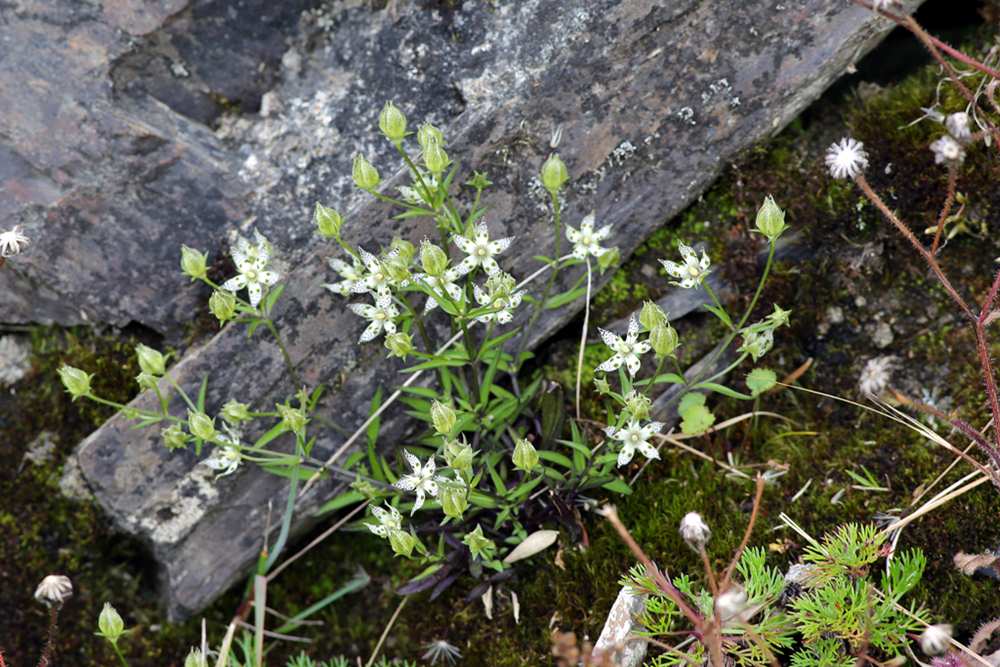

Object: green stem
[641,355,667,401]
[460,320,482,403]
[735,241,776,331]
[702,282,735,332]
[110,642,130,667]
[264,319,302,389]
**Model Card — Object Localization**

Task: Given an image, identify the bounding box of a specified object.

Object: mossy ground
[4,16,1000,667]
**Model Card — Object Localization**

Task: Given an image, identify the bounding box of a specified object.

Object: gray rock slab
[65,0,923,619]
[592,585,649,667]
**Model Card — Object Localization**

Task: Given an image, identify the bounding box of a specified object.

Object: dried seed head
[920,624,953,656]
[679,512,711,551]
[34,574,73,606]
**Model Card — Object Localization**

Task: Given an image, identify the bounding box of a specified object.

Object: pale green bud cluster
[650,323,680,358]
[135,343,166,376]
[277,403,307,437]
[187,410,216,441]
[439,481,469,519]
[314,203,343,239]
[162,423,189,451]
[754,195,787,242]
[431,401,457,436]
[540,153,569,193]
[184,648,208,667]
[623,390,652,421]
[512,438,539,472]
[58,365,93,400]
[221,400,252,424]
[420,241,449,276]
[462,524,497,562]
[180,246,207,281]
[352,154,381,190]
[597,246,620,272]
[444,438,475,476]
[423,140,450,176]
[388,529,421,558]
[378,101,408,144]
[639,301,668,331]
[209,289,237,324]
[384,331,414,359]
[97,602,126,646]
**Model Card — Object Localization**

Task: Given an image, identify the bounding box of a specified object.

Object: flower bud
[352,154,381,191]
[97,602,125,645]
[180,245,208,281]
[417,122,444,152]
[384,331,414,359]
[512,438,539,472]
[388,528,419,558]
[209,289,237,324]
[423,141,450,175]
[594,376,611,394]
[221,400,252,424]
[462,524,497,562]
[623,390,652,421]
[161,424,188,451]
[420,241,449,276]
[766,304,791,329]
[277,403,307,437]
[679,511,711,551]
[390,237,416,263]
[184,648,208,667]
[187,410,216,441]
[378,101,408,143]
[754,195,787,242]
[34,575,72,607]
[440,482,469,519]
[431,401,457,436]
[58,365,92,400]
[597,246,620,272]
[639,301,668,331]
[135,343,166,376]
[920,624,953,656]
[444,438,475,475]
[540,153,569,193]
[314,203,343,239]
[383,253,411,284]
[650,323,680,358]
[135,371,158,391]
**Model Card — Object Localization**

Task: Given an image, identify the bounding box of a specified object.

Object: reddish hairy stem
[854,175,974,319]
[720,475,766,591]
[976,270,1000,462]
[930,165,958,256]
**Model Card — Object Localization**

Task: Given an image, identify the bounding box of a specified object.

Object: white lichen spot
[0,335,31,386]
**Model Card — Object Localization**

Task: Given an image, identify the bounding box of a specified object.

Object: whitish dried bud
[385,331,414,359]
[417,122,444,152]
[378,101,408,143]
[512,438,539,472]
[920,624,953,656]
[187,410,216,441]
[946,112,972,142]
[540,153,569,193]
[135,343,166,376]
[420,241,449,276]
[715,586,748,622]
[639,301,668,331]
[209,289,237,324]
[58,365,92,400]
[180,245,208,281]
[755,195,787,242]
[135,371,158,391]
[650,323,680,358]
[352,154,381,190]
[314,203,343,239]
[423,140,450,175]
[97,602,125,645]
[431,401,457,436]
[679,511,710,551]
[34,575,73,606]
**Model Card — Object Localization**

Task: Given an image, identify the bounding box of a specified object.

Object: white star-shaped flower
[930,135,965,165]
[0,225,29,257]
[203,445,241,477]
[660,243,711,289]
[394,450,444,514]
[349,292,399,343]
[323,255,366,296]
[472,272,524,324]
[606,419,663,466]
[452,224,514,276]
[825,137,869,179]
[415,268,464,313]
[365,502,403,538]
[221,232,279,308]
[353,247,396,296]
[597,315,651,376]
[565,212,612,259]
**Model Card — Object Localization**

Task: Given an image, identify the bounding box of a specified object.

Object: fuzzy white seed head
[858,355,897,396]
[0,225,29,257]
[679,511,711,551]
[34,574,73,606]
[920,624,953,656]
[825,138,869,179]
[715,586,748,622]
[946,112,972,142]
